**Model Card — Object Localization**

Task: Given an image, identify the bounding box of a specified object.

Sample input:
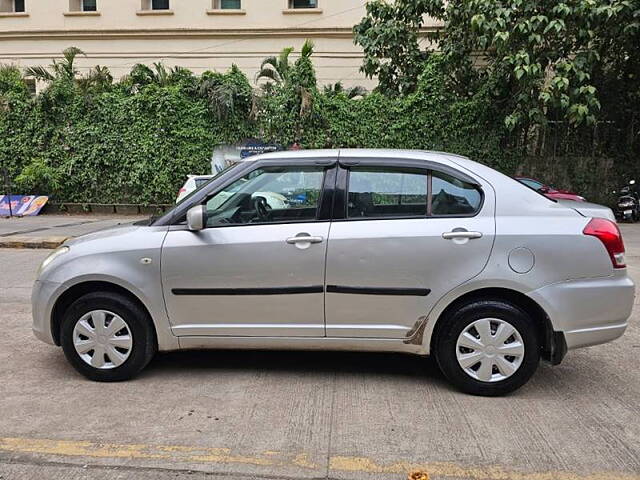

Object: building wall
[0,0,414,89]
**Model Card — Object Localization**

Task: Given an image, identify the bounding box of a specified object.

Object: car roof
[240,148,459,163]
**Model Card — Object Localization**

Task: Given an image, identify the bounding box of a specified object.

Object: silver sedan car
[32,150,635,396]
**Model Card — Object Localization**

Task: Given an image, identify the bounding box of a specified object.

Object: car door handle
[286,235,324,244]
[442,231,483,240]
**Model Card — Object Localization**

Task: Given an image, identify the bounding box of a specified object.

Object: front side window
[152,0,169,9]
[431,171,482,215]
[290,0,317,8]
[204,166,325,227]
[347,167,428,218]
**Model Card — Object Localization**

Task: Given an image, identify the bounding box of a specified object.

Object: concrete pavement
[1,226,640,480]
[0,214,145,248]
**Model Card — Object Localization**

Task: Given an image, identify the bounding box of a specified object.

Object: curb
[0,236,70,249]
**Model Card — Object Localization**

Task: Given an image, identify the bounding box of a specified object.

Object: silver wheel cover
[455,318,525,383]
[73,310,133,370]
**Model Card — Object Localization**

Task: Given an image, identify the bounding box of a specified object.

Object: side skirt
[177,336,426,356]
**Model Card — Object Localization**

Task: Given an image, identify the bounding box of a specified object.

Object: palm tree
[198,65,252,121]
[323,82,367,99]
[256,46,294,85]
[256,40,315,86]
[24,47,85,83]
[78,65,113,93]
[125,62,193,88]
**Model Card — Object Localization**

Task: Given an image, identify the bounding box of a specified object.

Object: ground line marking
[1,436,638,480]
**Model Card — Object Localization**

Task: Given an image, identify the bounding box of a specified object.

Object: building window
[0,0,26,13]
[289,0,317,8]
[152,0,169,9]
[68,0,96,12]
[214,0,241,9]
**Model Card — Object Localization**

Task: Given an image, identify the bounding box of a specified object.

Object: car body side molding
[326,285,431,296]
[172,286,324,296]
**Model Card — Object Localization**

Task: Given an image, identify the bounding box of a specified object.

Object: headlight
[37,246,69,277]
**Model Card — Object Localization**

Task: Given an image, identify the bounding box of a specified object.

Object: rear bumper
[529,273,634,350]
[563,323,628,349]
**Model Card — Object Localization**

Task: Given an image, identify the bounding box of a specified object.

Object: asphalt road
[1,225,640,480]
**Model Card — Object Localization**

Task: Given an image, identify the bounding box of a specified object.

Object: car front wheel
[60,291,156,381]
[435,300,540,396]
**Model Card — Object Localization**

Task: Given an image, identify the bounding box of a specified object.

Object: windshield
[176,163,239,206]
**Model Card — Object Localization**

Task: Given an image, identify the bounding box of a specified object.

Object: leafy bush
[0,42,633,205]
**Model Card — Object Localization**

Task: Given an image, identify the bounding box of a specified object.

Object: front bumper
[529,272,635,350]
[32,280,61,346]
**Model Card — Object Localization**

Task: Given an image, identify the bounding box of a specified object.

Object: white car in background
[176,174,288,210]
[176,175,215,203]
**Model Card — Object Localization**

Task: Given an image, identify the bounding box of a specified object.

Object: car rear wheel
[60,292,156,382]
[435,299,540,396]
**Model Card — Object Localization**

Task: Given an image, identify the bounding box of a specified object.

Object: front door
[325,164,495,339]
[162,164,331,337]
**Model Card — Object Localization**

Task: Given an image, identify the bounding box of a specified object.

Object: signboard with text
[0,195,49,217]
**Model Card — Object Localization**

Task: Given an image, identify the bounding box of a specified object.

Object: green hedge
[0,56,626,205]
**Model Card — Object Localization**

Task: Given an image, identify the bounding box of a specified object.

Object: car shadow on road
[146,348,451,385]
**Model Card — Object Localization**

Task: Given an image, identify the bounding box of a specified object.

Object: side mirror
[538,186,550,193]
[187,205,206,231]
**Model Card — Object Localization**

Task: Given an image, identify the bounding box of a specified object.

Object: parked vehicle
[515,177,586,202]
[176,175,213,203]
[614,180,640,222]
[33,150,634,396]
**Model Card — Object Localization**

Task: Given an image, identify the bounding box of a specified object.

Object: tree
[0,64,30,98]
[125,62,194,89]
[24,46,85,83]
[256,46,294,85]
[198,65,254,121]
[77,65,113,94]
[323,82,367,99]
[353,0,433,96]
[24,47,117,94]
[354,0,640,129]
[256,40,316,87]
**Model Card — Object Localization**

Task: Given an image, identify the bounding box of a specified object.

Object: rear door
[325,160,495,339]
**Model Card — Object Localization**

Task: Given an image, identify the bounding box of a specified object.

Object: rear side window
[348,167,428,218]
[432,171,482,216]
[346,166,482,219]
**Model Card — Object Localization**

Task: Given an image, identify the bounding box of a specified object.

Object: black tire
[435,299,540,396]
[60,291,156,382]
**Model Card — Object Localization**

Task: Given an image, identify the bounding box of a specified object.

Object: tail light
[583,218,626,268]
[178,187,186,196]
